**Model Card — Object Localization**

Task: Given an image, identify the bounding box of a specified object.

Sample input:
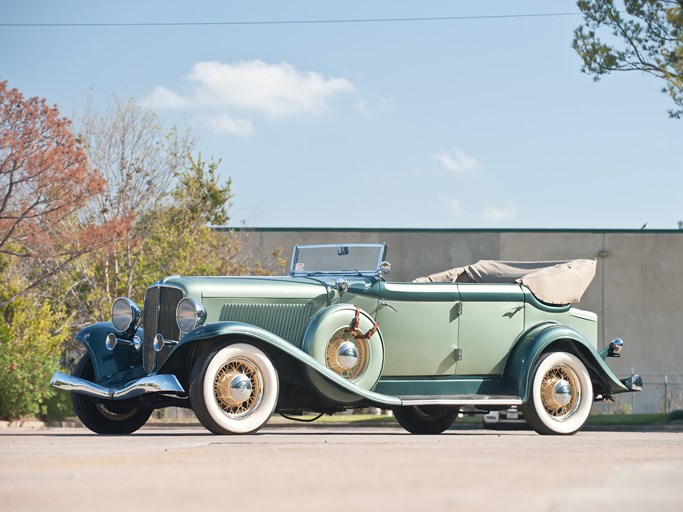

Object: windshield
[289,244,387,276]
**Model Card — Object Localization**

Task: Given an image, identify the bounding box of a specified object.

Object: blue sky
[2,0,681,229]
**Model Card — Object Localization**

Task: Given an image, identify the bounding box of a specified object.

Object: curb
[0,420,51,429]
[2,418,682,432]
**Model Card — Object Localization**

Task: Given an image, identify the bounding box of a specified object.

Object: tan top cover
[414,259,597,305]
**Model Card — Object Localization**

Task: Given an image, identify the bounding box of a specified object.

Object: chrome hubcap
[229,374,253,404]
[326,329,369,380]
[337,341,359,369]
[553,379,572,407]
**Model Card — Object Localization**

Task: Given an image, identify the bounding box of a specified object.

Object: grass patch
[587,413,670,426]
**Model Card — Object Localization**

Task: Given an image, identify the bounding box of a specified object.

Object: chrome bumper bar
[621,374,643,392]
[50,372,185,400]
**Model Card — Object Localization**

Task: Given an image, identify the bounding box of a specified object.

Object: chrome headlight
[111,297,141,333]
[176,297,206,333]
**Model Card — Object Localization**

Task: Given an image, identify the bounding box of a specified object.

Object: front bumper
[50,372,185,400]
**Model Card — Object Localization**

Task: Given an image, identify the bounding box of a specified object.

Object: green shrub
[43,387,74,421]
[0,296,69,420]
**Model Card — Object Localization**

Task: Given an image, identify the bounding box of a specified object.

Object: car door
[455,283,526,375]
[376,281,460,377]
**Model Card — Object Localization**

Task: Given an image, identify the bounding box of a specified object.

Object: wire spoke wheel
[540,365,580,419]
[325,329,369,381]
[190,343,279,435]
[522,351,593,435]
[213,358,263,418]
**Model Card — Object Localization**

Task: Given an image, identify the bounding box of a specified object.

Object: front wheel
[190,343,279,434]
[521,351,593,435]
[71,355,153,434]
[393,405,459,434]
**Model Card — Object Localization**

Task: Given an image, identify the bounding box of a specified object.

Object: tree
[573,1,683,117]
[0,81,128,306]
[0,82,130,419]
[132,154,248,287]
[0,265,69,420]
[70,97,195,322]
[176,154,232,226]
[0,89,281,420]
[67,97,281,327]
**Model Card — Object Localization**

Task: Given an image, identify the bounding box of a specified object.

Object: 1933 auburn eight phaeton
[50,243,642,435]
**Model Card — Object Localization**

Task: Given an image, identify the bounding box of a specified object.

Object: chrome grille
[143,286,184,374]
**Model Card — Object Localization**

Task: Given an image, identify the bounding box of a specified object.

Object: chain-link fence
[593,374,683,415]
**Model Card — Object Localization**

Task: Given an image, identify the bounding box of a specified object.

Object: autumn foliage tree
[0,82,130,419]
[0,87,282,420]
[0,81,130,306]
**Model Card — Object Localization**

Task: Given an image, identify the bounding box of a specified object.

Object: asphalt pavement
[1,424,682,512]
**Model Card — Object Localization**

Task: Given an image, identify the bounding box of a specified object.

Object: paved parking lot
[1,425,682,512]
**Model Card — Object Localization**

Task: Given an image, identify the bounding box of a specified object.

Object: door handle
[379,302,397,312]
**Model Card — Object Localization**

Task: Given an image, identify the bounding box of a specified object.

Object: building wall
[233,228,683,413]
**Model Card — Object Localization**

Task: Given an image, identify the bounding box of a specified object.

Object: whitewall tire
[190,343,278,434]
[522,351,593,435]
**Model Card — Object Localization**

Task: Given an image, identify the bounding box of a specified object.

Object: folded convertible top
[414,259,597,305]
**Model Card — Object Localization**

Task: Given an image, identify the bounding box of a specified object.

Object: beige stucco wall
[233,228,683,413]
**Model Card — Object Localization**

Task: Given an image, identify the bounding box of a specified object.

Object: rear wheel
[393,405,459,434]
[71,355,153,434]
[521,351,593,435]
[190,343,279,434]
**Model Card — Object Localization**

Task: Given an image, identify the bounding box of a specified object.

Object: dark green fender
[73,322,144,383]
[505,322,629,402]
[158,321,401,407]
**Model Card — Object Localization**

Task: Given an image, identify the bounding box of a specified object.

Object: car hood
[157,275,330,301]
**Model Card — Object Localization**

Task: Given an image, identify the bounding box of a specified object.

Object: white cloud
[435,147,478,173]
[356,98,395,118]
[207,113,254,137]
[482,201,518,221]
[448,198,463,215]
[146,86,191,109]
[150,60,355,119]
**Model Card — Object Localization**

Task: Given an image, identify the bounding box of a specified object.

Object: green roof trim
[214,227,683,234]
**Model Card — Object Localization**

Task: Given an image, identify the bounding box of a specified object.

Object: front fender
[74,322,143,382]
[159,321,401,407]
[505,323,629,402]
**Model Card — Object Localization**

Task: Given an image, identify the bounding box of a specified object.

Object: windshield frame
[289,243,388,277]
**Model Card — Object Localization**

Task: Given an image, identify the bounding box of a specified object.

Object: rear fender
[505,323,628,402]
[159,321,401,407]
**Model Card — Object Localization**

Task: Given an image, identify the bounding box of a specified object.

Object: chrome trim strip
[50,372,185,400]
[400,396,523,407]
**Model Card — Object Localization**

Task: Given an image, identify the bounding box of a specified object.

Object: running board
[399,395,523,407]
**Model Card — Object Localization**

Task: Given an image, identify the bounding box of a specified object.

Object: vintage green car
[50,243,641,435]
